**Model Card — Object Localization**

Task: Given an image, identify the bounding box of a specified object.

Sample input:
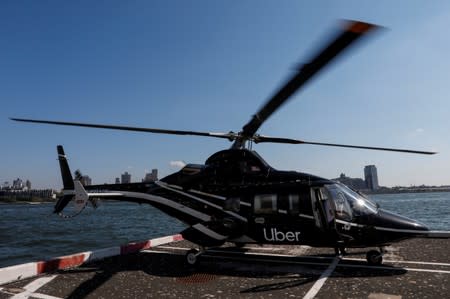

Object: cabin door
[310,187,336,231]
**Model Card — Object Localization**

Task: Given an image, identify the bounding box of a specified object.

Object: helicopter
[11,20,446,266]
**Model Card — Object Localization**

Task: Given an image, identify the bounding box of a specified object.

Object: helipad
[0,237,449,298]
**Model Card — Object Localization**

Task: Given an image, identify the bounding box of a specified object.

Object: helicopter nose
[376,209,428,233]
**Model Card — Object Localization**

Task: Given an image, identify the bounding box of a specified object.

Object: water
[0,201,186,268]
[1,192,449,268]
[369,192,450,231]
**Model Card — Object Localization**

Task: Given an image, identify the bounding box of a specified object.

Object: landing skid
[335,245,385,265]
[185,245,387,267]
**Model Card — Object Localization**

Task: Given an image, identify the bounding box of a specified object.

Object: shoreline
[2,188,450,203]
[366,189,450,195]
[0,199,55,204]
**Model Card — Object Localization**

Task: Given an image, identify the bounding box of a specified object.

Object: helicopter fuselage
[82,149,429,250]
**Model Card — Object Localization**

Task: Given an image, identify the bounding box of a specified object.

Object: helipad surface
[0,238,449,298]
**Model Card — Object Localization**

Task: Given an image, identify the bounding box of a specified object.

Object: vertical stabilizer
[57,145,74,190]
[74,180,89,212]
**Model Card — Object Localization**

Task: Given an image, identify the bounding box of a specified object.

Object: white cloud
[415,128,424,134]
[169,160,186,169]
[408,128,425,137]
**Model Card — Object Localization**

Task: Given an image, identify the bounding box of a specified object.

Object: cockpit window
[325,183,378,220]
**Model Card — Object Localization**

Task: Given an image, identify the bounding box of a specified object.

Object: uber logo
[263,228,301,242]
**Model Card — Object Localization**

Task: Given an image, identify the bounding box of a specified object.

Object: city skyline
[5,163,450,191]
[2,2,450,189]
[2,167,159,190]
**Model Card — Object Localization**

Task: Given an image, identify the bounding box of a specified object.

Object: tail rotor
[54,145,92,217]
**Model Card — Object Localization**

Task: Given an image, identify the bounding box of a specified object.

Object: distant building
[143,169,158,182]
[121,172,131,184]
[364,165,379,190]
[115,177,120,184]
[12,178,24,190]
[25,180,31,190]
[0,188,56,200]
[333,173,367,190]
[81,175,92,186]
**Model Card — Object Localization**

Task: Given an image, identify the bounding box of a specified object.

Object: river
[0,192,449,268]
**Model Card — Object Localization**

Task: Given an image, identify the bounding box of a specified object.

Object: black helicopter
[11,20,446,266]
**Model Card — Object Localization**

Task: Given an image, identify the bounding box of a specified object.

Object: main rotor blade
[237,20,379,147]
[10,118,233,140]
[254,136,437,155]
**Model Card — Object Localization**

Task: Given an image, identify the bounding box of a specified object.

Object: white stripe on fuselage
[336,219,435,235]
[192,223,228,240]
[87,190,211,222]
[335,219,364,227]
[188,189,252,207]
[156,181,248,222]
[188,189,226,200]
[373,226,430,234]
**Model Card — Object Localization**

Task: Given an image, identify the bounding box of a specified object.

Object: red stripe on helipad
[173,234,184,241]
[120,240,152,255]
[37,253,86,274]
[0,234,184,285]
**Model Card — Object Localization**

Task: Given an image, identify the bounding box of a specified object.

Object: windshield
[325,183,378,220]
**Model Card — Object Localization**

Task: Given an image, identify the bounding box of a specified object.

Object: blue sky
[2,1,450,189]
